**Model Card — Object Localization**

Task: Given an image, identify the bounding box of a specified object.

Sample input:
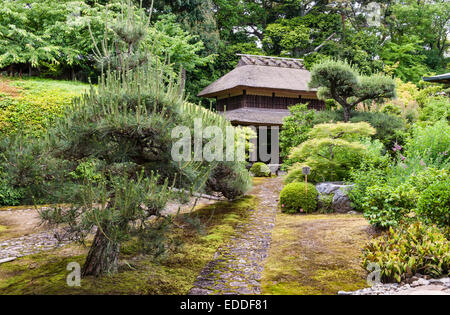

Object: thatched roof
[223,108,290,126]
[198,55,315,98]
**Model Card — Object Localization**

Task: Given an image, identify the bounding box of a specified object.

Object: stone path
[0,228,72,260]
[189,177,282,295]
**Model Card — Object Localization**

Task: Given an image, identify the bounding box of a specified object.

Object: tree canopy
[0,0,448,104]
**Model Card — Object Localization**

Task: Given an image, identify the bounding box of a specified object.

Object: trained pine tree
[39,2,251,277]
[309,59,396,122]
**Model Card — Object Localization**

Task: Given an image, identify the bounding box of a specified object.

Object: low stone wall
[316,182,355,213]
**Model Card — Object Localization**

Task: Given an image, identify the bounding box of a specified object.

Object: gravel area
[339,276,450,295]
[0,197,218,262]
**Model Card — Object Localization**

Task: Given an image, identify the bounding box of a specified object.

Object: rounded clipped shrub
[417,180,450,228]
[279,182,318,214]
[250,162,271,177]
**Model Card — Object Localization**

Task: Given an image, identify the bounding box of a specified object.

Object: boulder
[316,182,354,213]
[267,164,281,174]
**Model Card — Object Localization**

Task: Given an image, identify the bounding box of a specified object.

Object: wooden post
[305,175,308,195]
[302,166,311,196]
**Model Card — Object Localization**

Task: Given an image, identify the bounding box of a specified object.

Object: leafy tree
[0,1,213,84]
[380,36,428,83]
[263,21,310,57]
[285,122,378,183]
[309,59,396,122]
[146,0,220,51]
[0,0,61,73]
[279,104,315,162]
[385,0,450,73]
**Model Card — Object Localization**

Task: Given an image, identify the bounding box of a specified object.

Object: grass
[0,76,90,136]
[0,195,257,295]
[261,213,373,295]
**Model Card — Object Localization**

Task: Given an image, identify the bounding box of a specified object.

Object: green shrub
[304,110,408,155]
[313,109,344,124]
[348,161,390,212]
[406,168,449,192]
[0,78,88,136]
[405,119,450,169]
[362,222,450,283]
[250,162,271,177]
[381,103,402,116]
[350,111,407,151]
[318,194,334,214]
[419,98,450,123]
[325,99,337,110]
[417,180,450,228]
[279,182,318,214]
[362,183,419,229]
[69,160,103,182]
[0,178,23,206]
[280,104,315,162]
[206,161,253,200]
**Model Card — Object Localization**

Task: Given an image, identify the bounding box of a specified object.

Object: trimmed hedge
[279,182,318,214]
[250,162,271,177]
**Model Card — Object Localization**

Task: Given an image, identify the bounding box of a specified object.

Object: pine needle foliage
[309,59,396,122]
[38,1,251,277]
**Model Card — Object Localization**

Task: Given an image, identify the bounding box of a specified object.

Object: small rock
[189,288,213,295]
[0,257,17,264]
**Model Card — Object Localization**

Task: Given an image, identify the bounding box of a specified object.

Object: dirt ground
[0,208,46,241]
[0,78,21,97]
[0,196,217,243]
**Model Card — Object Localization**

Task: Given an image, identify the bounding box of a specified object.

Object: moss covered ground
[262,213,374,295]
[0,196,256,295]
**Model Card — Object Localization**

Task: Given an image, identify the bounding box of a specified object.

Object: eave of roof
[423,73,450,83]
[221,108,290,126]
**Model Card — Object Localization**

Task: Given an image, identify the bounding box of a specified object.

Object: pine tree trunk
[81,228,120,277]
[343,106,351,122]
